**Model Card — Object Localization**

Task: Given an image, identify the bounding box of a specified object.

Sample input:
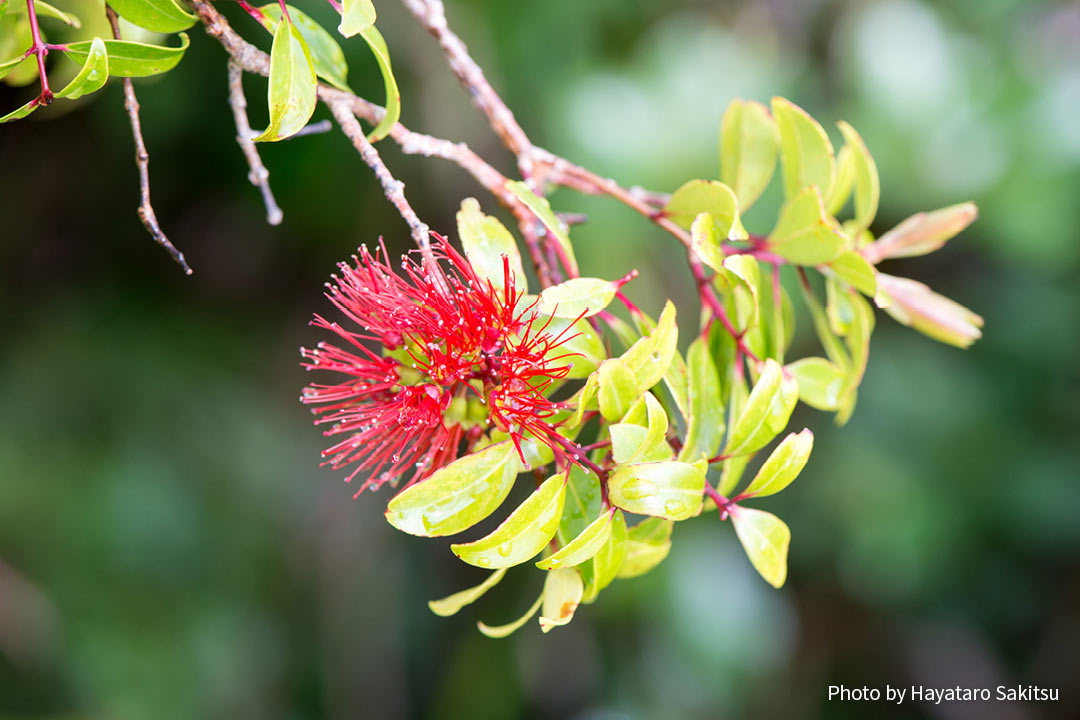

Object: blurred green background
[1,0,1078,718]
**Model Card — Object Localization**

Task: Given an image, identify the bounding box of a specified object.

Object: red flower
[301,235,579,496]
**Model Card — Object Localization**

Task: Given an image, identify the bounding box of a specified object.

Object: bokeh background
[2,0,1079,717]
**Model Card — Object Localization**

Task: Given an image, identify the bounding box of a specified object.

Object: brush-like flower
[301,235,578,496]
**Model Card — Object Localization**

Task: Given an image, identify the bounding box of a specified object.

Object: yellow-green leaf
[358,24,399,141]
[597,358,639,423]
[772,96,835,200]
[608,461,705,521]
[254,19,316,142]
[385,442,521,537]
[538,568,583,632]
[536,508,615,570]
[506,181,578,276]
[537,277,616,319]
[108,0,194,33]
[451,474,566,569]
[338,0,375,37]
[582,509,627,602]
[678,336,724,463]
[54,36,107,100]
[617,517,673,578]
[690,211,725,273]
[620,300,678,392]
[767,186,845,265]
[739,429,813,499]
[62,33,189,78]
[720,98,779,210]
[457,197,526,295]
[827,249,877,296]
[0,97,37,123]
[724,358,798,457]
[478,593,543,638]
[787,357,845,411]
[428,568,507,617]
[260,4,352,92]
[664,179,747,239]
[730,506,790,588]
[836,120,879,229]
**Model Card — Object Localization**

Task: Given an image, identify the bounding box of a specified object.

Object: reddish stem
[25,0,52,105]
[703,483,733,520]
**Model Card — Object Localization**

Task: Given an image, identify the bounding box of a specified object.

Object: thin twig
[106,5,192,274]
[227,60,283,225]
[286,119,333,139]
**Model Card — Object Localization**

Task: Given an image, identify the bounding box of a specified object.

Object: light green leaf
[541,315,604,379]
[506,180,578,276]
[358,24,399,141]
[717,453,751,497]
[690,211,725,273]
[629,309,689,422]
[478,593,543,638]
[730,506,790,588]
[55,36,107,100]
[836,291,875,424]
[826,249,877,296]
[537,277,616,319]
[23,0,80,27]
[338,0,376,37]
[864,202,978,264]
[739,429,813,499]
[724,358,798,457]
[0,0,7,21]
[621,300,677,392]
[767,185,845,266]
[62,33,189,78]
[0,13,36,88]
[260,4,351,92]
[557,465,601,546]
[582,510,627,602]
[451,474,566,569]
[0,54,23,81]
[254,19,317,142]
[536,508,614,570]
[678,336,724,463]
[719,254,762,332]
[611,423,672,464]
[825,142,855,217]
[787,357,845,411]
[539,568,583,632]
[608,461,705,521]
[836,120,879,229]
[385,442,521,537]
[799,275,850,371]
[597,358,639,423]
[429,568,507,617]
[108,0,195,33]
[772,96,835,200]
[617,517,673,578]
[664,179,747,239]
[457,197,526,296]
[0,97,37,123]
[720,98,779,210]
[565,373,598,430]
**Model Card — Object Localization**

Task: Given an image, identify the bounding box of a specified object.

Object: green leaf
[611,392,672,464]
[608,461,705,521]
[678,336,724,463]
[0,54,27,82]
[863,202,978,264]
[537,277,616,319]
[541,315,604,379]
[429,568,507,617]
[358,24,399,141]
[565,373,598,430]
[0,0,7,21]
[717,453,751,498]
[597,358,639,423]
[826,250,877,296]
[690,211,725,273]
[557,465,601,546]
[0,97,37,123]
[55,36,107,100]
[772,96,835,200]
[582,509,627,602]
[724,358,798,457]
[506,180,578,276]
[835,290,875,425]
[338,0,376,37]
[617,517,673,578]
[108,0,195,33]
[1,14,37,88]
[825,142,855,217]
[787,357,845,411]
[719,98,779,211]
[456,197,527,296]
[62,33,189,78]
[719,254,762,332]
[538,568,583,632]
[836,121,879,230]
[536,508,614,570]
[664,179,747,239]
[260,4,351,93]
[620,300,678,392]
[799,275,850,371]
[24,1,80,27]
[254,19,317,142]
[451,474,566,569]
[478,593,543,638]
[739,429,813,499]
[730,506,790,588]
[385,441,521,537]
[767,186,845,266]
